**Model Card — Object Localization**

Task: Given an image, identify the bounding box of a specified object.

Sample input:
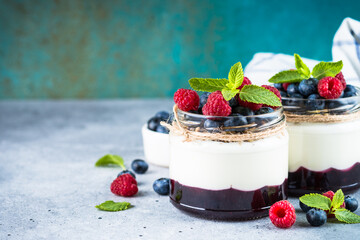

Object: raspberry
[202,91,231,116]
[237,98,262,111]
[174,89,200,112]
[318,77,343,99]
[335,71,346,89]
[110,174,138,197]
[282,83,291,91]
[322,191,346,218]
[261,85,282,109]
[269,200,296,228]
[237,77,252,90]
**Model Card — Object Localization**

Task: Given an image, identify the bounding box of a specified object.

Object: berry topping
[156,125,169,134]
[199,92,211,109]
[335,71,346,89]
[255,107,274,115]
[299,200,313,213]
[306,209,327,227]
[232,106,254,116]
[153,178,170,195]
[117,170,136,179]
[223,115,248,130]
[203,119,221,131]
[269,200,296,228]
[155,111,170,121]
[298,78,319,97]
[322,190,345,217]
[306,94,325,110]
[279,90,288,98]
[261,85,282,109]
[345,196,358,212]
[110,174,138,197]
[274,83,283,90]
[344,84,357,95]
[147,117,161,131]
[282,83,291,91]
[131,159,149,174]
[237,98,262,111]
[287,83,300,97]
[237,76,252,90]
[174,88,200,112]
[202,91,232,116]
[318,77,343,99]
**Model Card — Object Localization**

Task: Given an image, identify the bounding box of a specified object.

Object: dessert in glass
[167,62,289,220]
[270,54,360,196]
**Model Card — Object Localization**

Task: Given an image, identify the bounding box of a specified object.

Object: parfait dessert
[166,62,289,220]
[269,54,360,196]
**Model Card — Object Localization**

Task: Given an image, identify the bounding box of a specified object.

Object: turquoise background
[0,0,359,99]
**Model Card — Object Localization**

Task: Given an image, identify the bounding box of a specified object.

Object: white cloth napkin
[244,17,360,87]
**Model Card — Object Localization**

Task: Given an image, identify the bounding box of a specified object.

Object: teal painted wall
[0,0,359,99]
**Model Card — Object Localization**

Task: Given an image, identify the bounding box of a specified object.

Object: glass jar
[168,107,288,220]
[283,88,360,196]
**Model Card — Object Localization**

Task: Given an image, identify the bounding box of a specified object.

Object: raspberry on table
[261,85,282,109]
[202,91,231,116]
[174,88,200,112]
[335,71,346,89]
[237,77,252,90]
[110,174,138,197]
[269,200,296,228]
[318,77,343,99]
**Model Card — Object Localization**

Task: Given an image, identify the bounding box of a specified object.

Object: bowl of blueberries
[142,110,173,167]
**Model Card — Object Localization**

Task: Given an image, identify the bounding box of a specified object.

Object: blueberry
[155,111,170,121]
[156,125,169,134]
[153,178,170,195]
[287,83,300,97]
[345,196,358,212]
[306,94,325,110]
[343,91,357,98]
[274,83,283,90]
[166,113,174,124]
[131,159,149,174]
[223,115,248,131]
[232,106,254,116]
[228,97,238,108]
[344,84,357,95]
[299,78,319,97]
[326,99,344,109]
[306,208,327,227]
[117,170,136,179]
[147,117,161,131]
[255,107,274,115]
[291,93,303,98]
[204,119,220,132]
[280,90,288,98]
[199,92,211,108]
[299,200,313,213]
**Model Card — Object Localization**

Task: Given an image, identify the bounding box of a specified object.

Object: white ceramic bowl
[141,124,170,167]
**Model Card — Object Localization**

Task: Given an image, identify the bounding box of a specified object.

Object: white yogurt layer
[169,131,288,191]
[288,119,360,172]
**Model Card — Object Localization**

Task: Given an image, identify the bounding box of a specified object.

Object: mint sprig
[299,193,331,211]
[269,54,343,83]
[331,189,345,210]
[96,201,131,212]
[334,209,360,224]
[189,62,281,107]
[95,154,126,169]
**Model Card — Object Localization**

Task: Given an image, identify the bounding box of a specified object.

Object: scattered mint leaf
[238,85,282,107]
[299,193,331,211]
[334,208,360,224]
[268,70,304,83]
[221,88,239,101]
[311,60,343,79]
[189,78,228,92]
[96,201,131,212]
[95,154,126,169]
[294,54,310,78]
[331,189,345,210]
[228,62,244,89]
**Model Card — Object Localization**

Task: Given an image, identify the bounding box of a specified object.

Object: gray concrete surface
[0,100,359,240]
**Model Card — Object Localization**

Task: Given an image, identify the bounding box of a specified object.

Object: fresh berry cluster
[173,78,281,132]
[147,110,173,134]
[276,72,358,110]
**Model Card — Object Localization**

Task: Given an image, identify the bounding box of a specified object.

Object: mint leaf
[239,85,282,107]
[189,78,228,92]
[299,193,331,211]
[334,208,360,224]
[331,189,345,210]
[95,154,126,169]
[294,54,310,78]
[268,70,304,83]
[228,62,244,89]
[96,201,131,212]
[311,60,343,79]
[221,88,239,101]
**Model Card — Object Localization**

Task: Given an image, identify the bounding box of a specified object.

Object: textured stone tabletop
[0,100,359,240]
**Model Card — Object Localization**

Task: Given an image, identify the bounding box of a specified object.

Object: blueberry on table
[306,208,327,227]
[131,159,149,174]
[147,117,161,131]
[117,170,136,179]
[306,94,325,110]
[298,78,318,97]
[345,196,358,212]
[287,83,301,97]
[274,83,283,90]
[299,200,313,213]
[156,125,169,134]
[155,111,170,121]
[153,178,170,195]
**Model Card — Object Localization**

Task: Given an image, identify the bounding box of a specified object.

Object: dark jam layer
[170,179,287,220]
[288,162,360,197]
